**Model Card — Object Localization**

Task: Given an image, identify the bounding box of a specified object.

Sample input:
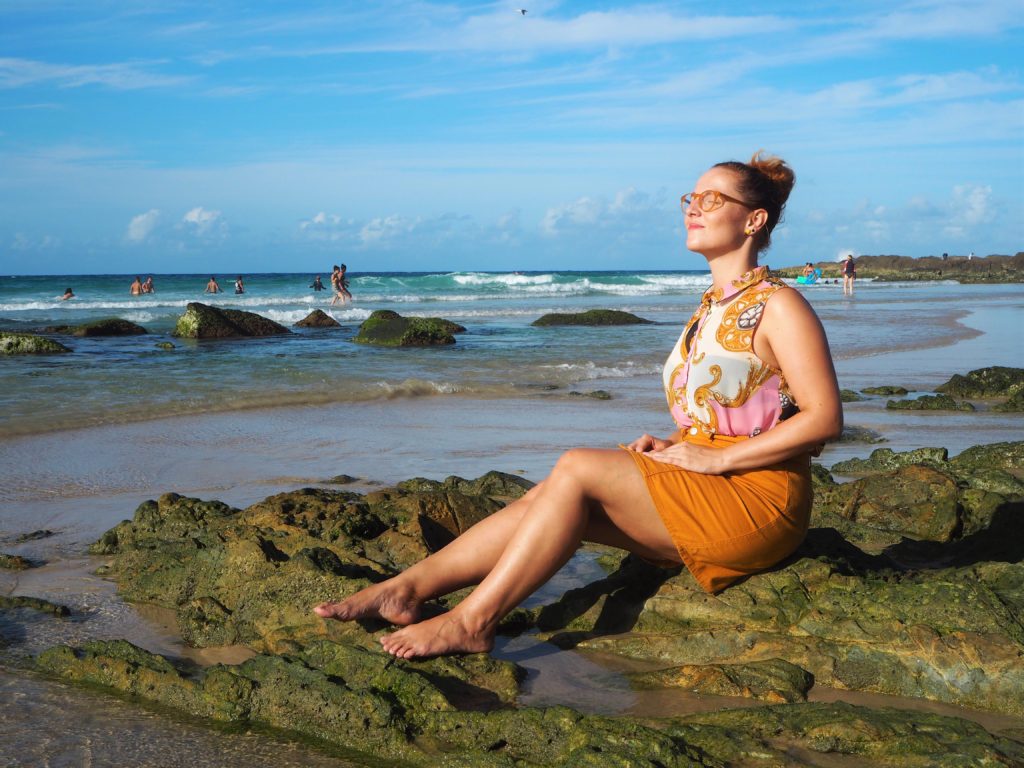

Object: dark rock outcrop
[294,309,341,328]
[172,303,290,339]
[47,318,147,336]
[861,385,908,396]
[0,332,70,355]
[532,309,652,327]
[352,309,465,346]
[886,394,975,411]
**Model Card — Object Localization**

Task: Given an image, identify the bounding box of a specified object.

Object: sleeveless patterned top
[663,266,797,439]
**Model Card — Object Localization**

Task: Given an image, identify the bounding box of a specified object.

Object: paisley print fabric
[663,266,795,438]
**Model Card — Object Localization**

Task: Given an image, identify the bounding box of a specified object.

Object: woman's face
[684,167,755,258]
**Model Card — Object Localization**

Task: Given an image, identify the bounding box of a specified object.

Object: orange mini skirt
[623,431,812,594]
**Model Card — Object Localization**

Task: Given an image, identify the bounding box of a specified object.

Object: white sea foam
[539,361,662,380]
[452,272,555,287]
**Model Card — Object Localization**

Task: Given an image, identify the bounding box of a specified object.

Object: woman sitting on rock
[315,151,843,659]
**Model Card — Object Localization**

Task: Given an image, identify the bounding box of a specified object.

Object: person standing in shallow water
[205,276,221,294]
[314,151,843,659]
[842,254,856,295]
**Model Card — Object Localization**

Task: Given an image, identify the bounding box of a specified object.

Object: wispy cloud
[126,209,160,243]
[0,57,193,90]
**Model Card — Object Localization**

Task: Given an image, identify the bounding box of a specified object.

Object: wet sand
[2,302,1023,764]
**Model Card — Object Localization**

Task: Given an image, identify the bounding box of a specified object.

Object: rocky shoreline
[775,252,1024,283]
[7,431,1021,766]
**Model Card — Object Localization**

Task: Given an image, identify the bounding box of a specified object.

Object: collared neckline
[703,265,770,306]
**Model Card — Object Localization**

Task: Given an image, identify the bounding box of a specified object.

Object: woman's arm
[645,287,842,474]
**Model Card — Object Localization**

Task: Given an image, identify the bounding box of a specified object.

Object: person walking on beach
[234,275,245,295]
[842,254,856,295]
[314,151,842,660]
[129,276,143,295]
[205,276,222,294]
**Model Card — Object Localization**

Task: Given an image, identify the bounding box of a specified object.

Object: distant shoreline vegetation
[775,252,1024,284]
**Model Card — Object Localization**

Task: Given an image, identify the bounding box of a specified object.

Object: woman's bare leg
[379,448,678,658]
[313,484,543,624]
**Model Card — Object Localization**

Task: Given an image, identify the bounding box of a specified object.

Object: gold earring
[745,227,755,236]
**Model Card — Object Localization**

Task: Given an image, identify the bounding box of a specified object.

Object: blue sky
[1,0,1021,275]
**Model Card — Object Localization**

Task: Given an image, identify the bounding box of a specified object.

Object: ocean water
[1,270,1022,438]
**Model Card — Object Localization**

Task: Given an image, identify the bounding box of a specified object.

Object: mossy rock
[861,385,909,396]
[832,446,949,475]
[0,594,70,616]
[49,318,147,337]
[886,394,975,411]
[568,390,612,400]
[294,309,341,328]
[172,303,291,339]
[936,366,1024,398]
[995,388,1024,412]
[353,309,465,346]
[154,341,175,350]
[629,658,814,703]
[840,389,864,402]
[0,553,32,570]
[532,309,653,327]
[836,425,887,443]
[0,332,70,355]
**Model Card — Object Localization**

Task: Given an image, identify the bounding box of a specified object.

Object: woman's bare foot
[379,609,495,659]
[313,579,422,626]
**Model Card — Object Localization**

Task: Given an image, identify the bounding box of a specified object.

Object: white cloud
[126,209,160,243]
[950,184,994,226]
[0,57,192,90]
[182,206,222,234]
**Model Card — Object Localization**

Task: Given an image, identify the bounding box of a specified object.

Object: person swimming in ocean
[205,276,221,294]
[60,287,75,301]
[234,276,245,295]
[310,275,325,291]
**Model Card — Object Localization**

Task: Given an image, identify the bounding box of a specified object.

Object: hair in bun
[714,150,795,253]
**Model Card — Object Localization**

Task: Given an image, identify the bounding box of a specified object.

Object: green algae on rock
[628,658,814,703]
[936,366,1024,399]
[532,309,653,326]
[353,309,465,346]
[47,318,147,336]
[172,302,291,339]
[0,553,33,570]
[89,474,532,652]
[0,332,70,355]
[861,385,909,396]
[294,309,341,328]
[886,394,975,411]
[839,389,864,402]
[0,594,70,617]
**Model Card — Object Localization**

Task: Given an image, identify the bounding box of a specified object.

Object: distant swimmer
[60,287,75,301]
[310,275,325,291]
[142,276,155,294]
[234,275,245,294]
[205,276,222,294]
[129,276,143,295]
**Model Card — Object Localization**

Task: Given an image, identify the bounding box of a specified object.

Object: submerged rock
[568,390,612,400]
[886,393,975,411]
[294,309,341,328]
[0,553,32,570]
[353,309,465,346]
[47,318,147,336]
[0,594,70,616]
[154,341,175,350]
[629,658,814,703]
[172,303,290,339]
[0,332,70,355]
[532,309,653,326]
[839,389,863,402]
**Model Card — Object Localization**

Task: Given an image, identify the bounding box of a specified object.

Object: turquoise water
[2,270,1022,437]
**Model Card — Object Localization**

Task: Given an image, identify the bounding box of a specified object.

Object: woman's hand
[624,433,674,453]
[645,441,728,475]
